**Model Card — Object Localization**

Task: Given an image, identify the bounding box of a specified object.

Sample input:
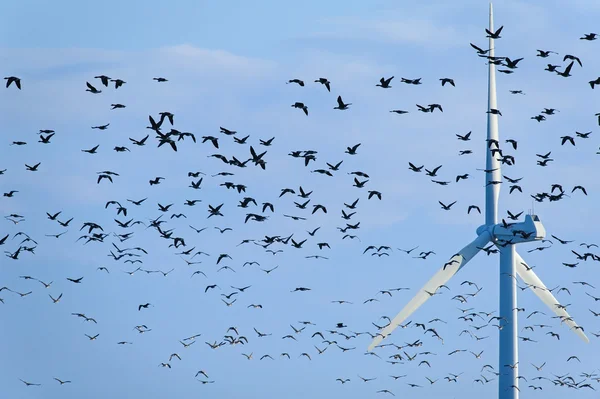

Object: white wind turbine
[367,3,589,399]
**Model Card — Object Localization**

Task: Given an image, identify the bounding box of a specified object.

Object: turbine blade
[485,1,501,226]
[515,252,589,343]
[368,232,491,351]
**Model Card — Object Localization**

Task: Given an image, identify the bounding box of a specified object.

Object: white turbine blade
[515,252,589,343]
[485,2,501,226]
[368,232,491,351]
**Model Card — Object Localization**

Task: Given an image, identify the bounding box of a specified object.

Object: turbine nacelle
[477,214,546,245]
[492,214,546,244]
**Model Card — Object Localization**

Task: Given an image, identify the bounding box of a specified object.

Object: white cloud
[154,44,277,77]
[305,15,470,48]
[0,44,276,83]
[567,0,600,11]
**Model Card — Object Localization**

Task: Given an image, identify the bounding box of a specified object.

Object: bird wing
[564,61,574,75]
[470,43,484,53]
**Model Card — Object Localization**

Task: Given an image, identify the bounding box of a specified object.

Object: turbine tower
[367,3,589,399]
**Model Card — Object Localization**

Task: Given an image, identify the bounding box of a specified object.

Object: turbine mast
[499,244,519,399]
[485,2,501,226]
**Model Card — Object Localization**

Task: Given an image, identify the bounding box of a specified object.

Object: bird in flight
[334,95,351,110]
[4,76,21,89]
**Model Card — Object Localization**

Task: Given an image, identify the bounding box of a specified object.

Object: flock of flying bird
[2,20,600,398]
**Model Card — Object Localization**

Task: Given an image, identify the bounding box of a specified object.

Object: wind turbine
[367,3,589,399]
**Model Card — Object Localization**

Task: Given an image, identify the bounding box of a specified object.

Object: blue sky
[1,0,600,398]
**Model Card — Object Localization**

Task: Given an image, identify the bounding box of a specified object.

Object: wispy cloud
[566,0,600,12]
[303,15,471,48]
[155,44,277,77]
[0,45,276,82]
